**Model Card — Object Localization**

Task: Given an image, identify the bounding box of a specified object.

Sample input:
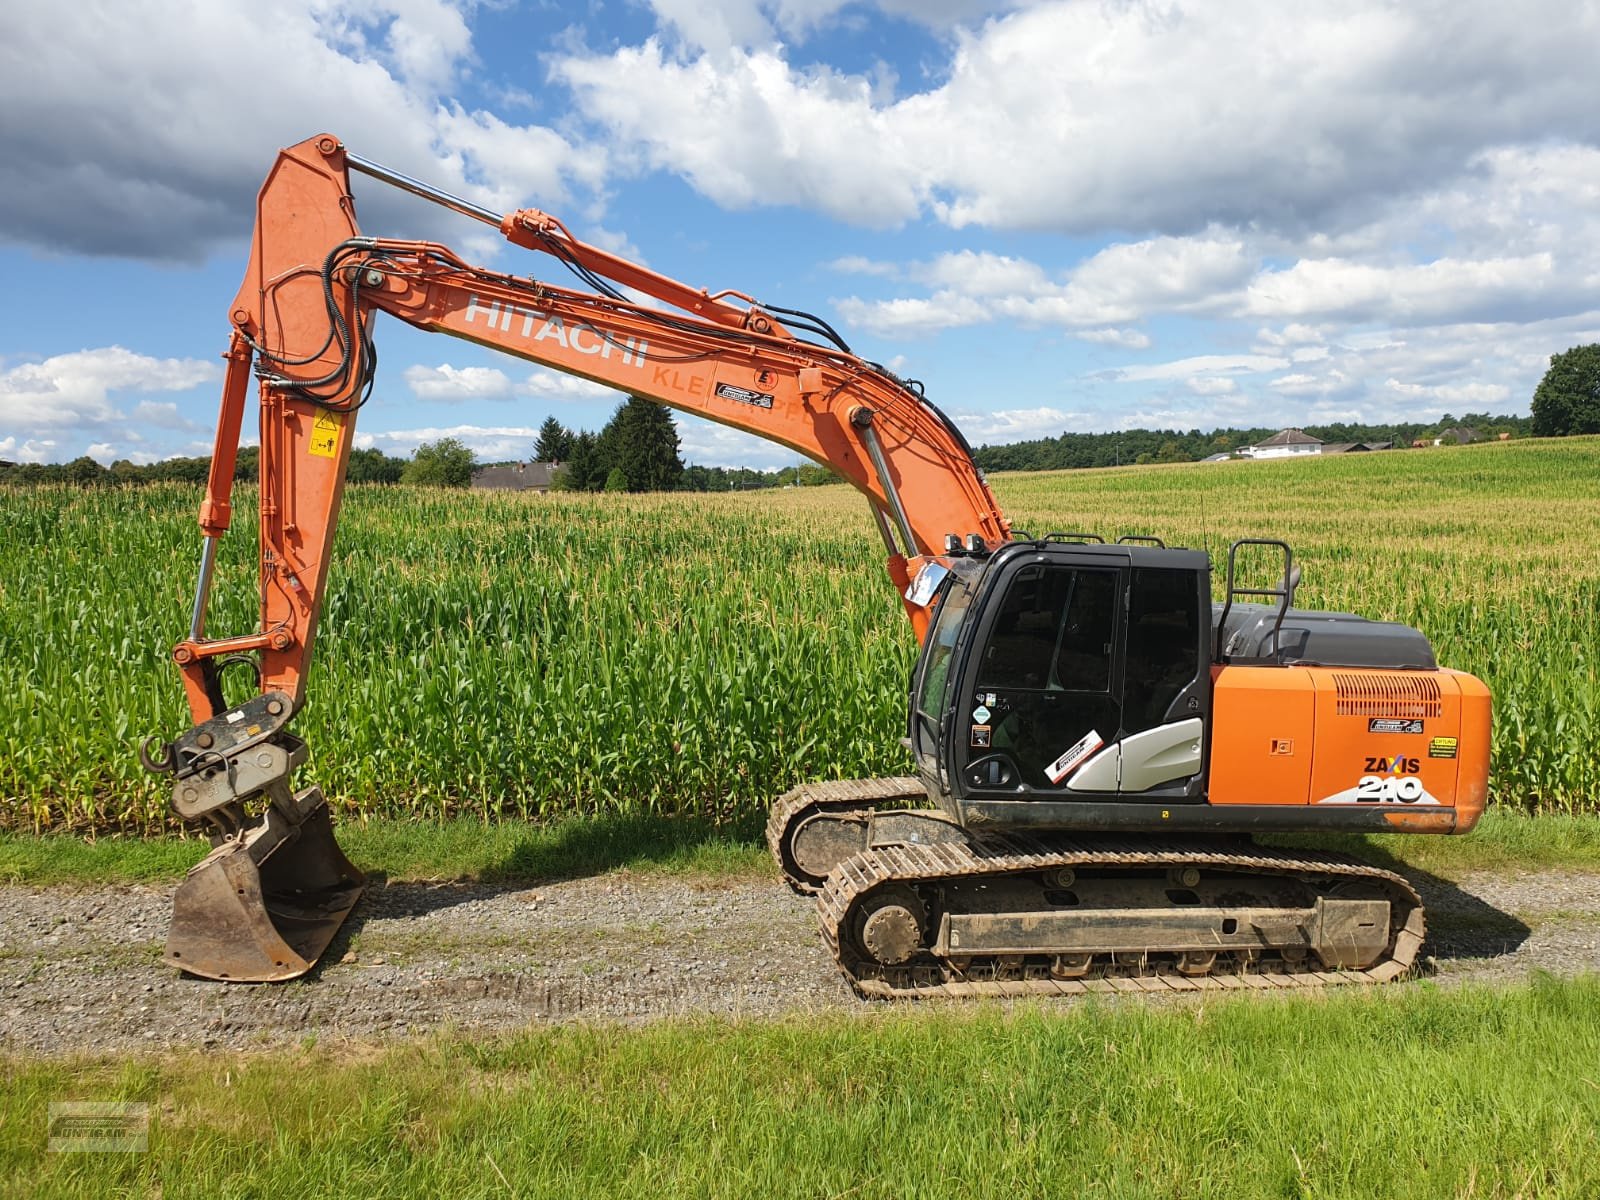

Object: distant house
[1434,427,1483,446]
[1200,452,1234,463]
[1240,429,1323,459]
[471,461,559,492]
[1322,441,1394,454]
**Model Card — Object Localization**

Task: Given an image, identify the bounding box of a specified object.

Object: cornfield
[2,437,1595,831]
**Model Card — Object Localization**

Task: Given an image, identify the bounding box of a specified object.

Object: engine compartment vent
[1331,671,1442,718]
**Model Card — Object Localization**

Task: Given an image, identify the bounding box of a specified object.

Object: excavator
[140,134,1490,995]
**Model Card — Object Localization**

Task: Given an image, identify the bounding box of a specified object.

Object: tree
[346,447,405,484]
[596,398,683,492]
[1532,344,1600,437]
[534,417,574,463]
[553,430,600,491]
[402,437,475,487]
[65,456,107,487]
[603,466,629,492]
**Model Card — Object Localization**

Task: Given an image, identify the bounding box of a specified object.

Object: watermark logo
[48,1102,148,1153]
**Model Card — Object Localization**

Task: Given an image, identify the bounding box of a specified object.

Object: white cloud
[555,3,1600,237]
[0,436,56,463]
[828,255,900,278]
[1108,355,1289,384]
[0,347,219,434]
[1384,379,1512,407]
[1074,328,1151,349]
[517,368,627,403]
[917,251,1050,297]
[129,400,194,429]
[674,415,799,470]
[1242,253,1558,324]
[636,0,1026,55]
[1186,377,1238,396]
[835,293,990,337]
[402,364,516,402]
[354,424,543,462]
[0,1,603,260]
[952,406,1081,443]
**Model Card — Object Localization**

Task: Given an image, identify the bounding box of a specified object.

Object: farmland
[2,436,1596,830]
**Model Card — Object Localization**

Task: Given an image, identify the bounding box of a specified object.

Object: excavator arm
[145,133,1010,982]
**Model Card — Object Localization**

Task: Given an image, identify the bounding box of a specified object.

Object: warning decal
[308,410,343,459]
[1045,730,1104,784]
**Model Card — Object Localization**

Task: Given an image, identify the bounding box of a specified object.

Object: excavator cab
[911,538,1212,824]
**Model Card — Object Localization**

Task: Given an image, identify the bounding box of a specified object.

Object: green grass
[5,976,1600,1198]
[3,809,1597,890]
[0,811,772,888]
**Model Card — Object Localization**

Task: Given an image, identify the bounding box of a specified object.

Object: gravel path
[3,865,1597,1055]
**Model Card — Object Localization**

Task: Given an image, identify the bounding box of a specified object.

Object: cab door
[956,555,1126,796]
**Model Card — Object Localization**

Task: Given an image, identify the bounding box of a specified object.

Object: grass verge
[4,975,1598,1198]
[2,807,1598,890]
[0,810,772,888]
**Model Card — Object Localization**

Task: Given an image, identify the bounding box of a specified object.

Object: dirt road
[3,864,1596,1054]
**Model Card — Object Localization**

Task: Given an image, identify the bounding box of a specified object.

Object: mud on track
[3,866,1597,1055]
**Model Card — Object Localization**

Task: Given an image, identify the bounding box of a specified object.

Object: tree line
[11,343,1594,489]
[973,413,1538,473]
[0,399,840,492]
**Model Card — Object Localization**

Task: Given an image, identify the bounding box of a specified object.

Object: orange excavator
[141,135,1490,994]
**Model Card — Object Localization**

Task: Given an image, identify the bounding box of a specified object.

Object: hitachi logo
[463,295,647,368]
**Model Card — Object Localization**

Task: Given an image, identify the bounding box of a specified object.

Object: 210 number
[1354,775,1425,803]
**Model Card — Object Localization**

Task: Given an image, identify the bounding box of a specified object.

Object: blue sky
[2,0,1598,469]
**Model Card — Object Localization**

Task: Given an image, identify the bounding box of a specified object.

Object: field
[2,436,1597,830]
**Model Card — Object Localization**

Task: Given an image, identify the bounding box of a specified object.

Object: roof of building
[1320,442,1369,455]
[1255,428,1323,447]
[1436,427,1483,444]
[471,461,559,490]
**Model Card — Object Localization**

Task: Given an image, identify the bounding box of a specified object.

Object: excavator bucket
[164,789,364,982]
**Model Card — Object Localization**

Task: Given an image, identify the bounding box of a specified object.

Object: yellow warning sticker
[308,410,343,459]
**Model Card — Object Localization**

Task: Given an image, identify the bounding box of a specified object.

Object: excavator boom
[146,134,1008,981]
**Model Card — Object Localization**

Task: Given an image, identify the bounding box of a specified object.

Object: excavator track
[766,776,927,894]
[818,834,1424,999]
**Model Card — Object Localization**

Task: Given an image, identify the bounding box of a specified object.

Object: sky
[2,0,1598,470]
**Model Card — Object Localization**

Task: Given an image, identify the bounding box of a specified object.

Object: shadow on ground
[305,811,774,971]
[1262,833,1533,965]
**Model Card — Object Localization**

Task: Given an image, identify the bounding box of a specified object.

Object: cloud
[517,368,628,403]
[1106,355,1289,384]
[555,2,1600,237]
[953,406,1083,443]
[0,436,56,463]
[1074,329,1151,349]
[0,1,603,260]
[403,364,517,402]
[674,415,800,470]
[834,293,990,337]
[0,347,219,435]
[828,255,901,278]
[354,424,544,462]
[130,400,201,431]
[636,0,1027,55]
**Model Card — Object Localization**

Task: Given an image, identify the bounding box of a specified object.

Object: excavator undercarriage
[768,782,1425,998]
